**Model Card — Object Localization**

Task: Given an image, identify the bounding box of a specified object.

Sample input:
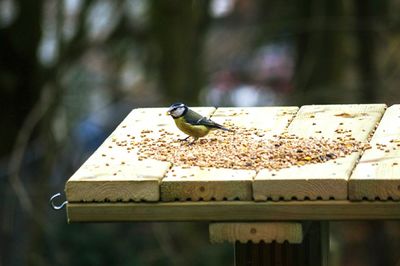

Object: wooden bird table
[65,104,400,266]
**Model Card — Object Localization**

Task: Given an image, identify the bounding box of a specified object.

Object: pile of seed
[130,125,369,171]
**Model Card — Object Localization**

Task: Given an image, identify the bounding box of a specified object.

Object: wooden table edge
[67,200,400,222]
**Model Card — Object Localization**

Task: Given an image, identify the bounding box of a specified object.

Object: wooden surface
[65,107,214,202]
[211,106,299,134]
[64,104,400,222]
[66,201,400,222]
[160,107,298,201]
[209,222,303,244]
[349,105,400,200]
[253,104,386,201]
[66,158,171,202]
[161,166,255,201]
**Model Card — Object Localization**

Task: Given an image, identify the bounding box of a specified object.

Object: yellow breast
[174,117,210,138]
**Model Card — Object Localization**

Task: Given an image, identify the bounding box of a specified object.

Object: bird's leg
[179,136,190,142]
[189,137,198,145]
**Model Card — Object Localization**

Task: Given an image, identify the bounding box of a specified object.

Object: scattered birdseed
[125,125,372,171]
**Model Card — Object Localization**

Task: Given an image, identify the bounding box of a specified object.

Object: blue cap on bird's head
[167,102,187,118]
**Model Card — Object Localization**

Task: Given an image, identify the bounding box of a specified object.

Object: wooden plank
[65,107,215,202]
[161,166,255,201]
[254,155,359,201]
[160,107,299,201]
[209,222,303,244]
[66,201,400,222]
[254,104,386,201]
[349,105,400,200]
[66,157,170,202]
[211,106,299,134]
[284,104,386,141]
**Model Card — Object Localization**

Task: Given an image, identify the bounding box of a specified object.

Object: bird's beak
[166,111,171,115]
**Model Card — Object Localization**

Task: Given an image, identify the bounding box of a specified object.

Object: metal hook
[49,192,67,210]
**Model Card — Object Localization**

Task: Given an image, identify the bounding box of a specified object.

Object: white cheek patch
[173,108,185,117]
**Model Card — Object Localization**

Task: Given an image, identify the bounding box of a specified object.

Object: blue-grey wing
[184,109,223,129]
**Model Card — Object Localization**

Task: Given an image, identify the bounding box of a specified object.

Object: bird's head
[167,102,187,118]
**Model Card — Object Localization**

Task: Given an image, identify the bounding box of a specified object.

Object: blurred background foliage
[1,0,400,265]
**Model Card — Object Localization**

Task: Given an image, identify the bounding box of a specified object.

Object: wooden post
[233,222,329,266]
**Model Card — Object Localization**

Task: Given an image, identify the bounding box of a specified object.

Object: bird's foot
[179,136,190,142]
[188,139,197,145]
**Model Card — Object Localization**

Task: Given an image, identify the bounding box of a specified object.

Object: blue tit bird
[167,103,233,143]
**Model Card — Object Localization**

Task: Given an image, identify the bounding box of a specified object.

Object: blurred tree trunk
[26,91,59,265]
[0,0,43,156]
[148,0,210,105]
[355,0,387,103]
[292,0,347,104]
[0,1,44,265]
